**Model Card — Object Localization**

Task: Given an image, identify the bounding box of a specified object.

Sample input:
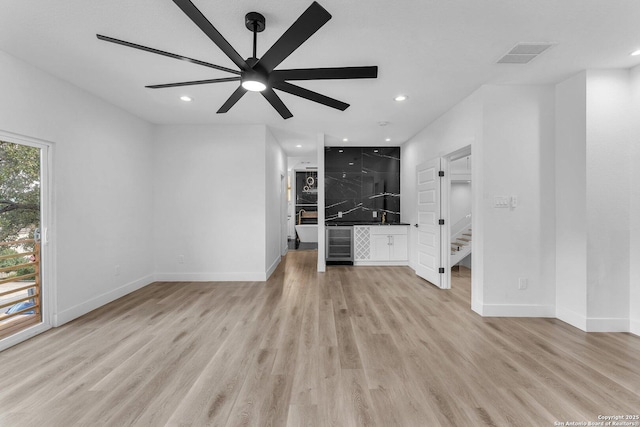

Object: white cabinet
[354,225,408,265]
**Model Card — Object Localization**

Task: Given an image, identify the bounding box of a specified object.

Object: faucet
[381,212,386,224]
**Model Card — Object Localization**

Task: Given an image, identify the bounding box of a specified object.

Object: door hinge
[438,171,445,177]
[439,267,445,274]
[439,219,445,225]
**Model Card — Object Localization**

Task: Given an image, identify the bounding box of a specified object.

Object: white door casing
[415,158,445,288]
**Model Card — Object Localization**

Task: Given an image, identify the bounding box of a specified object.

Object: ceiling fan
[97,0,378,119]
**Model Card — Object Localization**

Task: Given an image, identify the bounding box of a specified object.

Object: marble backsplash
[325,146,400,223]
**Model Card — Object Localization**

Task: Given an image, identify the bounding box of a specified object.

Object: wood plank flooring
[1,250,639,426]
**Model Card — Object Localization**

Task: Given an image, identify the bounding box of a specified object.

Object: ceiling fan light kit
[97,0,378,119]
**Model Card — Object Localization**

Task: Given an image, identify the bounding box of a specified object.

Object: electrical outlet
[510,196,518,208]
[114,265,121,276]
[178,255,185,264]
[518,278,528,290]
[373,211,377,218]
[338,211,343,218]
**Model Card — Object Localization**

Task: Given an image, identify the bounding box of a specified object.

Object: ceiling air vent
[497,42,554,64]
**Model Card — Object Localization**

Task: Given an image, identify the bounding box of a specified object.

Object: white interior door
[415,158,444,288]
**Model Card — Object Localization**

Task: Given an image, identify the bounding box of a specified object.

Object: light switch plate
[494,196,509,208]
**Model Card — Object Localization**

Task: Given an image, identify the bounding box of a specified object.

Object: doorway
[414,145,472,291]
[0,134,51,348]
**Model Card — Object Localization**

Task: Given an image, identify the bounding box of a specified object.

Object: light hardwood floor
[1,251,639,426]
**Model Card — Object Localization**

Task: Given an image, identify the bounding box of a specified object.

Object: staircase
[451,216,471,267]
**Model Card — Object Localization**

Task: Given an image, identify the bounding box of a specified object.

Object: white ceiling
[1,0,639,156]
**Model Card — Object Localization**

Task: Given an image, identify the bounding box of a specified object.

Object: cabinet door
[389,234,408,261]
[354,227,371,261]
[370,234,391,261]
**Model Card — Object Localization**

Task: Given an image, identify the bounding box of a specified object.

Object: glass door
[0,140,43,340]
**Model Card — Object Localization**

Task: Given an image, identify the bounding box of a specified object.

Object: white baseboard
[630,319,640,337]
[480,304,555,317]
[471,300,483,316]
[265,256,281,280]
[556,307,587,331]
[53,274,154,327]
[153,271,267,282]
[586,317,629,332]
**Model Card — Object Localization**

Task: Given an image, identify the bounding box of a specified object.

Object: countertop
[325,222,410,226]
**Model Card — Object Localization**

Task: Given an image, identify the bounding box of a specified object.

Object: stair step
[457,237,471,242]
[455,241,469,246]
[462,233,472,236]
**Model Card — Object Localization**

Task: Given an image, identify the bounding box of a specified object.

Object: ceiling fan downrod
[245,12,265,61]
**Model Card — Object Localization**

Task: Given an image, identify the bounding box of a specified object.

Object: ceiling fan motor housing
[245,12,265,32]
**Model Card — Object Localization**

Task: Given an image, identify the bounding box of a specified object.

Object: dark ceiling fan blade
[96,34,240,75]
[261,88,293,119]
[173,0,248,70]
[271,66,378,81]
[217,86,247,113]
[146,77,240,89]
[256,2,331,73]
[273,81,349,111]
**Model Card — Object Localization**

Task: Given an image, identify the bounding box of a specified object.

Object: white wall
[265,128,286,276]
[631,64,640,335]
[153,124,269,281]
[481,85,556,317]
[585,70,632,331]
[555,72,588,329]
[0,51,154,326]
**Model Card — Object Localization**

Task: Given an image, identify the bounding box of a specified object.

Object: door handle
[414,224,419,228]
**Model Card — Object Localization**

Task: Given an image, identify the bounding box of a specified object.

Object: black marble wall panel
[325,147,400,223]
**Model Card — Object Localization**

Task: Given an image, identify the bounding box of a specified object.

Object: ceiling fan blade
[272,66,378,81]
[261,88,293,119]
[217,86,247,113]
[273,81,349,111]
[97,35,241,75]
[256,2,331,73]
[172,0,247,70]
[146,77,240,89]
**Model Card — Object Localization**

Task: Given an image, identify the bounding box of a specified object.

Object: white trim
[266,256,281,280]
[471,300,483,315]
[556,307,587,331]
[480,304,555,317]
[630,319,640,336]
[585,317,629,333]
[154,272,268,282]
[54,275,153,326]
[0,323,51,353]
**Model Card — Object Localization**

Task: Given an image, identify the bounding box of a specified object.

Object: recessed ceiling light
[348,162,354,166]
[296,144,302,148]
[632,49,640,56]
[338,149,344,153]
[373,149,379,153]
[385,138,391,142]
[394,95,407,102]
[343,138,348,142]
[180,96,192,102]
